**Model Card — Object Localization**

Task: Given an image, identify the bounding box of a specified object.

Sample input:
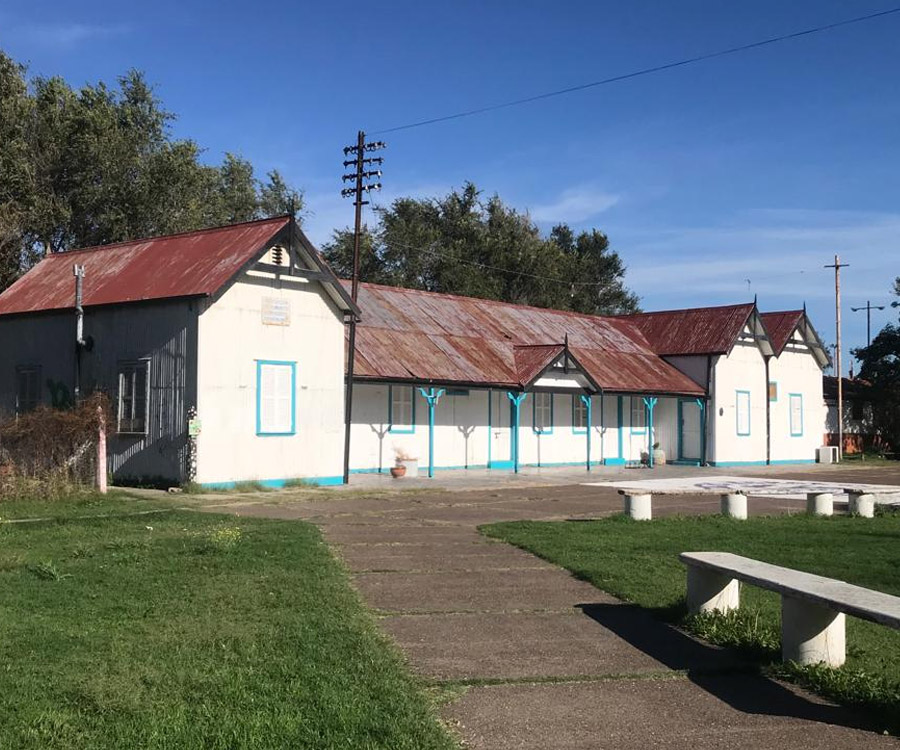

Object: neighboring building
[823,375,876,453]
[0,219,831,486]
[0,217,357,486]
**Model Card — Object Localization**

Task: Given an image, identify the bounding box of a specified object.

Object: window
[118,361,150,435]
[388,386,415,433]
[573,395,589,432]
[851,398,865,421]
[630,397,646,434]
[735,390,751,436]
[768,381,778,402]
[15,366,41,415]
[789,393,803,437]
[256,360,296,436]
[533,392,553,433]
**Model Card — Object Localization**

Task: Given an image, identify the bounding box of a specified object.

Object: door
[680,399,702,461]
[489,390,514,468]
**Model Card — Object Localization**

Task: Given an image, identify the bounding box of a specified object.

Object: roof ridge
[616,301,755,318]
[47,215,291,257]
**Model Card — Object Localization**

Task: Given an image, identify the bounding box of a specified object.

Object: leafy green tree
[853,276,900,450]
[321,182,639,315]
[0,51,304,291]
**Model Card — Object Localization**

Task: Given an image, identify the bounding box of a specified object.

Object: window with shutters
[16,366,42,415]
[256,361,296,436]
[630,397,646,434]
[388,386,415,433]
[118,360,150,435]
[789,393,803,437]
[736,390,751,437]
[572,395,588,432]
[533,392,553,433]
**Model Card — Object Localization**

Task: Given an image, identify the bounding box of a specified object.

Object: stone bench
[617,488,747,521]
[680,551,900,667]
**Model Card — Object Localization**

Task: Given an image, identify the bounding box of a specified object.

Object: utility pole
[850,301,884,347]
[824,255,849,461]
[340,131,385,484]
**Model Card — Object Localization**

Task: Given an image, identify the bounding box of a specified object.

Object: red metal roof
[619,303,755,356]
[0,216,291,316]
[348,282,705,395]
[760,310,804,355]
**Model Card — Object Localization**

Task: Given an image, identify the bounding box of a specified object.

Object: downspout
[764,355,772,465]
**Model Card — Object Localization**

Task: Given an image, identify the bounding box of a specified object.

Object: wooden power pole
[825,255,849,460]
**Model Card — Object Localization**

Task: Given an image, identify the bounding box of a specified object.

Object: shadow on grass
[577,601,883,734]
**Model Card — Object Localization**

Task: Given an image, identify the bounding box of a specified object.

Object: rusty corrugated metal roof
[760,310,804,355]
[619,303,755,356]
[0,216,291,315]
[348,282,705,395]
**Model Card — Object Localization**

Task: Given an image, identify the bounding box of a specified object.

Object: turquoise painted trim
[670,459,702,466]
[642,396,658,468]
[735,389,751,437]
[507,391,527,473]
[789,392,804,437]
[581,394,593,471]
[487,460,514,470]
[202,474,343,489]
[677,397,704,462]
[532,392,554,435]
[255,360,296,436]
[418,387,445,478]
[572,394,587,435]
[605,457,626,466]
[387,384,416,434]
[770,459,815,465]
[616,396,624,460]
[630,396,647,435]
[710,459,814,467]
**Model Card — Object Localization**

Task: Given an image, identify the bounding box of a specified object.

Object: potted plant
[651,442,667,466]
[389,463,407,479]
[393,448,419,478]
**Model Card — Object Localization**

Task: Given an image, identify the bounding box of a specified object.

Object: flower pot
[651,448,666,466]
[390,465,407,479]
[399,458,419,478]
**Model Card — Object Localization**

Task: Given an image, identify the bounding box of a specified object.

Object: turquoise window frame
[532,392,554,435]
[630,396,647,435]
[735,389,751,437]
[572,394,588,434]
[255,360,296,437]
[789,393,804,437]
[388,385,416,434]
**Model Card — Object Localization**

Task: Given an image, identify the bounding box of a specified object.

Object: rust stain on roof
[348,282,705,395]
[760,310,804,355]
[620,303,755,356]
[0,216,291,316]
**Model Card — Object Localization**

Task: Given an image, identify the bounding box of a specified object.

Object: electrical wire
[370,7,900,135]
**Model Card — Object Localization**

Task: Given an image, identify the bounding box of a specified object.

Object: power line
[371,7,900,135]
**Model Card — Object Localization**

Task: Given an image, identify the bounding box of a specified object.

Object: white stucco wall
[195,274,345,485]
[709,336,768,465]
[768,335,825,462]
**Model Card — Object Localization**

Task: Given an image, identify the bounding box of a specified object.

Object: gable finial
[753,293,757,307]
[803,300,807,314]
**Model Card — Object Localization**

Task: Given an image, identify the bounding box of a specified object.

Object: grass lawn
[482,512,900,731]
[0,494,457,749]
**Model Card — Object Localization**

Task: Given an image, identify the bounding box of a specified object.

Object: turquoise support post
[643,396,658,468]
[580,394,593,471]
[506,391,527,473]
[696,397,707,466]
[418,388,445,478]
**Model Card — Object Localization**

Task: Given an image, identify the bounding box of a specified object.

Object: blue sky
[2,1,899,371]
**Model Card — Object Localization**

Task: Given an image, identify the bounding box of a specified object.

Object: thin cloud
[14,22,130,48]
[529,186,619,224]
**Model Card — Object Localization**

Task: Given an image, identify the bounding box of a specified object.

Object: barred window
[16,366,41,415]
[118,361,150,435]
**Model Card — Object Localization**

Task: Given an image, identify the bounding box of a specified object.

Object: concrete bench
[680,551,900,667]
[617,488,747,521]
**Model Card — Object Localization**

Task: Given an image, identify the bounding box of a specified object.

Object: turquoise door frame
[488,390,514,469]
[677,397,707,465]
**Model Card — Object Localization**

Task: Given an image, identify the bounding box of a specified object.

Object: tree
[852,276,900,450]
[0,51,304,291]
[321,183,639,315]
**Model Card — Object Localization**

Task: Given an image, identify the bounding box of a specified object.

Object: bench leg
[848,492,875,518]
[623,493,652,521]
[806,492,834,517]
[686,566,739,614]
[720,493,747,520]
[781,596,845,667]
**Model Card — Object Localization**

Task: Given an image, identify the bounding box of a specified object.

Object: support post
[696,397,707,466]
[581,394,593,471]
[806,492,834,516]
[418,388,445,479]
[781,596,845,666]
[643,396,658,467]
[686,567,740,614]
[95,404,107,495]
[848,491,875,518]
[506,392,527,473]
[623,492,652,520]
[720,493,747,519]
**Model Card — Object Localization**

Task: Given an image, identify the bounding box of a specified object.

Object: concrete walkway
[208,476,897,748]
